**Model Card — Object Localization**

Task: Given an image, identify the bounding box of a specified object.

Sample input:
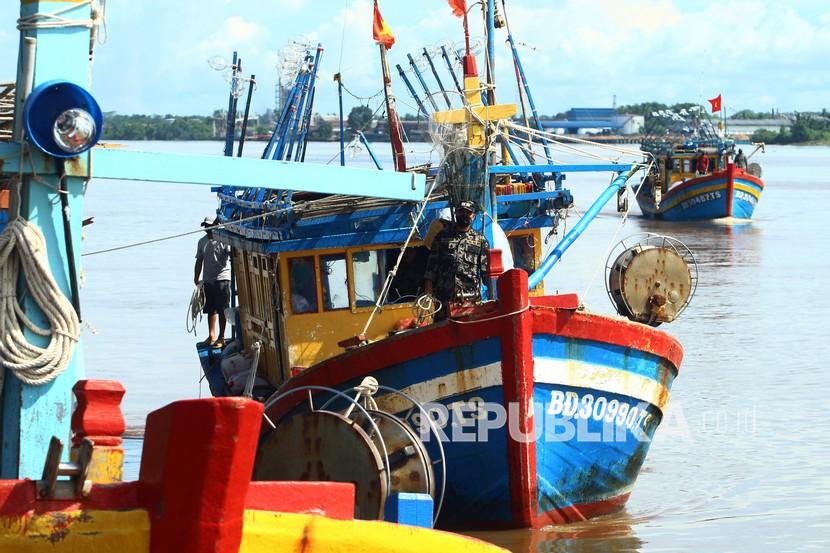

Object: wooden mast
[379,43,407,172]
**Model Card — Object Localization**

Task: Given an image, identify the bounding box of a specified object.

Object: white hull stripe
[375,362,503,413]
[534,357,670,410]
[373,358,670,414]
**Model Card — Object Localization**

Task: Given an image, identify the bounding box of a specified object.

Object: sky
[1,0,828,118]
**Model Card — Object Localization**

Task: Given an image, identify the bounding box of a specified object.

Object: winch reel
[605,233,698,326]
[255,379,446,524]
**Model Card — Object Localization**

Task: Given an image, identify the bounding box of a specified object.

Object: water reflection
[468,510,642,552]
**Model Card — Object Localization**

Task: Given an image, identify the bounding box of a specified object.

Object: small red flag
[373,1,395,49]
[448,0,466,17]
[708,94,722,113]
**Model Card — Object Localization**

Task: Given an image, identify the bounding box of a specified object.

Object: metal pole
[506,32,551,163]
[396,64,428,117]
[336,73,345,167]
[295,45,324,162]
[527,168,639,289]
[486,0,496,105]
[380,45,407,172]
[407,53,439,111]
[223,51,238,157]
[358,130,383,170]
[236,74,255,158]
[440,45,463,95]
[423,48,452,108]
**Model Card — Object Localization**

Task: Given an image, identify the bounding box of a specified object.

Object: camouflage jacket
[424,226,490,303]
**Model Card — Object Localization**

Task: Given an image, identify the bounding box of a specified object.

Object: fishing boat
[636,110,765,221]
[196,0,697,530]
[0,1,506,551]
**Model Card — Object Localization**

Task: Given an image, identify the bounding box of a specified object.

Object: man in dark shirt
[423,201,490,321]
[734,148,748,169]
[194,216,232,347]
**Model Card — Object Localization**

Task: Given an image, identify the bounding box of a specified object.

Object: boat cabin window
[508,234,536,273]
[352,246,429,307]
[320,254,349,311]
[289,256,318,314]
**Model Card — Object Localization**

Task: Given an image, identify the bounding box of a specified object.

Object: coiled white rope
[0,218,80,385]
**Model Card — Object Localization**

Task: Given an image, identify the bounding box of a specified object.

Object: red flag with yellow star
[708,94,722,113]
[373,1,395,49]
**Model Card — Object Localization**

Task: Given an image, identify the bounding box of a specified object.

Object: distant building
[725,118,792,137]
[540,108,644,135]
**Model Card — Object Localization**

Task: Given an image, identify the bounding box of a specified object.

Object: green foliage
[751,114,830,144]
[733,109,774,120]
[308,119,332,141]
[102,113,215,140]
[347,105,374,131]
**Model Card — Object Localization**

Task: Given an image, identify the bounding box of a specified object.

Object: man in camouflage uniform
[423,201,490,321]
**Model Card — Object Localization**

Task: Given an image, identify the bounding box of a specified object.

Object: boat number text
[547,390,653,431]
[681,190,721,209]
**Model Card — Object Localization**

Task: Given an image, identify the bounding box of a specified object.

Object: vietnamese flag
[708,94,722,113]
[373,1,395,49]
[448,0,466,17]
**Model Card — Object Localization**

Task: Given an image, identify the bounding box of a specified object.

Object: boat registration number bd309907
[546,390,654,433]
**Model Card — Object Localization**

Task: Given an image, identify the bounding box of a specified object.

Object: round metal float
[253,410,388,520]
[606,233,697,325]
[353,409,435,499]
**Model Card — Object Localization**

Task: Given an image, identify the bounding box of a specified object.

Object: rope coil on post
[0,218,80,385]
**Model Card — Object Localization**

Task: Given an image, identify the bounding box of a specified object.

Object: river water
[82,141,829,552]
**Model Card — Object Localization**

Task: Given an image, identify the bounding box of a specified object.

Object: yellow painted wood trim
[239,510,507,553]
[433,104,518,125]
[0,509,150,551]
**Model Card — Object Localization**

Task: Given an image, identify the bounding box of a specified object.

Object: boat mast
[379,43,407,172]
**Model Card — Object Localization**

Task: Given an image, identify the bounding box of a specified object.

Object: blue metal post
[407,54,439,111]
[262,78,301,160]
[527,168,638,289]
[223,52,238,157]
[395,64,428,117]
[506,33,551,163]
[284,57,314,161]
[274,67,310,161]
[358,131,383,170]
[486,0,496,105]
[336,74,345,167]
[2,0,91,478]
[295,44,324,162]
[422,49,452,108]
[440,45,463,94]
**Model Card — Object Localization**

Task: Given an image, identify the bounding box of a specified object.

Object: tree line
[102,105,830,144]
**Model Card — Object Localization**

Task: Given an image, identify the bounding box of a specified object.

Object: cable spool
[605,233,697,326]
[256,381,443,522]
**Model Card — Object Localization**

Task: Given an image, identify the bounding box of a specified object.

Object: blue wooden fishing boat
[0,2,508,551]
[196,0,696,530]
[637,131,765,221]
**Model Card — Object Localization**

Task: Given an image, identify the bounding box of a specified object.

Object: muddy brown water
[87,143,829,552]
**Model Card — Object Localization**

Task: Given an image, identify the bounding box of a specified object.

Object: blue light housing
[23,80,103,158]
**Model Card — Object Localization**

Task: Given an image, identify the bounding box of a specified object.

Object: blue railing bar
[358,131,383,170]
[489,163,634,175]
[527,168,639,290]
